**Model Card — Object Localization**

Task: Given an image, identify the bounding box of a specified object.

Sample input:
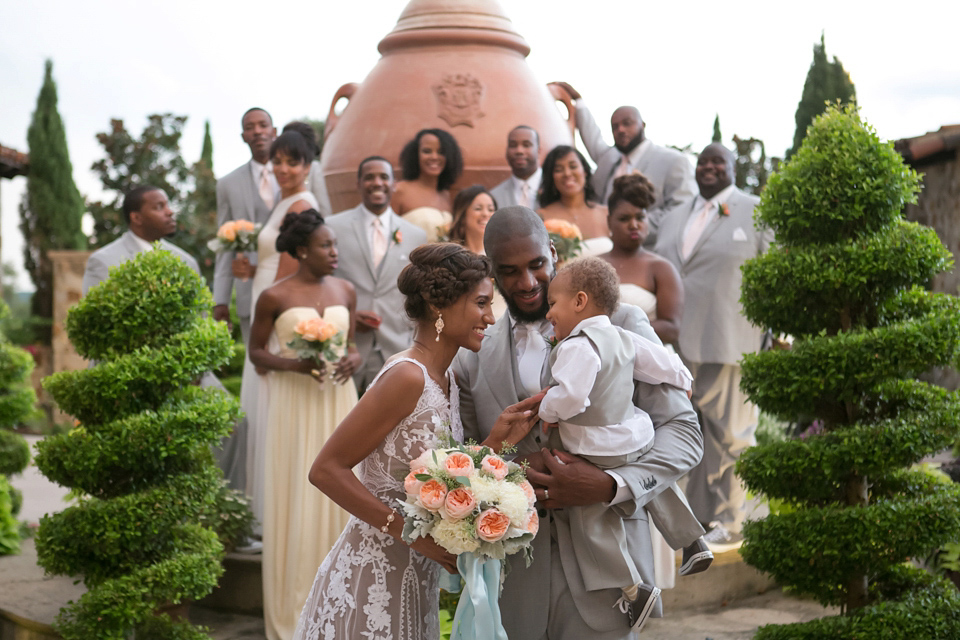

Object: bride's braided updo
[398,243,491,320]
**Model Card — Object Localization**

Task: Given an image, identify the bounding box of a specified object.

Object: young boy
[540,256,710,632]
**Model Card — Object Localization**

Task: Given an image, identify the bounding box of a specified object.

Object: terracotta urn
[319,0,575,213]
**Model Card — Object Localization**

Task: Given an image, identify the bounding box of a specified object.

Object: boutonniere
[718,203,730,217]
[391,229,402,245]
[546,335,558,349]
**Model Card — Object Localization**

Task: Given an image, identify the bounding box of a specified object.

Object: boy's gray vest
[549,323,635,425]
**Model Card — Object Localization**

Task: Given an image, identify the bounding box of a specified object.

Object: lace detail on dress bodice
[292,356,462,640]
[358,357,463,506]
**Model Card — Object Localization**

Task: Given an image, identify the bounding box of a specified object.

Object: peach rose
[519,479,536,507]
[419,478,448,511]
[444,452,476,478]
[476,508,511,542]
[235,220,255,233]
[404,467,427,496]
[543,218,583,240]
[480,455,509,481]
[444,487,477,520]
[220,221,238,242]
[316,321,338,342]
[525,510,540,536]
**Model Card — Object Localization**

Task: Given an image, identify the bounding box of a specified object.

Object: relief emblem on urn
[433,73,485,127]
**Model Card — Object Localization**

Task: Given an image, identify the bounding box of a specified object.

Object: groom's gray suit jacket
[453,304,703,637]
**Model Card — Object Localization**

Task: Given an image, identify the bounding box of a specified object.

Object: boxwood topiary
[737,104,960,636]
[0,300,36,555]
[35,249,245,639]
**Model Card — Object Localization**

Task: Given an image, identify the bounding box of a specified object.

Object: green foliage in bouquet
[35,250,248,639]
[0,300,37,554]
[737,104,960,638]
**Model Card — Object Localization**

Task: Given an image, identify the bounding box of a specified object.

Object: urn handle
[548,82,577,138]
[324,83,358,141]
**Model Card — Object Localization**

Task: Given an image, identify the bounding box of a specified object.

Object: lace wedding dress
[292,357,462,640]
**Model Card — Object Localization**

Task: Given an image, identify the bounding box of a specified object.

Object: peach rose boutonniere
[719,203,730,217]
[392,229,403,245]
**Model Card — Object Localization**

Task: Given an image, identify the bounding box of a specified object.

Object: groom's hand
[526,448,616,509]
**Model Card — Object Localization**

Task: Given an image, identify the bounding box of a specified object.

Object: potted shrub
[737,104,960,638]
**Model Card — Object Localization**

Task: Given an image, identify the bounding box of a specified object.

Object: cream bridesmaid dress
[262,305,358,640]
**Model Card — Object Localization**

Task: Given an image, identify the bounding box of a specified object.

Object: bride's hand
[409,535,458,574]
[482,392,546,452]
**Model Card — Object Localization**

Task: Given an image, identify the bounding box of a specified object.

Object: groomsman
[325,157,426,393]
[213,107,278,343]
[553,83,696,245]
[83,186,247,493]
[490,125,542,209]
[654,143,773,552]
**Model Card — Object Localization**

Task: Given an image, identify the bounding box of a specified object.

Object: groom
[453,206,703,639]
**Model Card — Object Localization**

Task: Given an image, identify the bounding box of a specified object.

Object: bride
[293,243,542,639]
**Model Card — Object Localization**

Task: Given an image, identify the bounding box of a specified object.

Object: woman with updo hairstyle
[538,145,612,256]
[293,242,543,639]
[237,123,322,575]
[391,128,464,242]
[599,173,684,347]
[246,208,361,640]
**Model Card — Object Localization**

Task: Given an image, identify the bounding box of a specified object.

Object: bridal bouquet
[286,317,345,367]
[400,439,538,560]
[543,218,583,264]
[401,437,538,640]
[206,220,260,253]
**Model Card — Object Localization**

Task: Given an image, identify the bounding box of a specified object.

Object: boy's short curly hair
[556,256,621,316]
[397,243,492,320]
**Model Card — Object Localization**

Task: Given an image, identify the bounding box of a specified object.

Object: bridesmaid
[248,210,361,640]
[391,128,464,242]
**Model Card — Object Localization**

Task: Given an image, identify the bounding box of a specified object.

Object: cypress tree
[173,120,218,284]
[200,121,213,170]
[18,59,86,341]
[788,33,856,158]
[712,114,722,143]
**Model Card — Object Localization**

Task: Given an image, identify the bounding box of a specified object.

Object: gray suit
[325,206,427,391]
[490,174,540,210]
[453,304,703,639]
[83,231,246,492]
[576,103,696,246]
[654,187,773,529]
[214,161,273,343]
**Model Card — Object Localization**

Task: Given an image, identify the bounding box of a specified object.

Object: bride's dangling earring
[435,312,444,342]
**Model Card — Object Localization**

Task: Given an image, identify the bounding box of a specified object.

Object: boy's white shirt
[539,315,693,457]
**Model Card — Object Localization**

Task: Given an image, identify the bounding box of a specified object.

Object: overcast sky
[2,0,958,291]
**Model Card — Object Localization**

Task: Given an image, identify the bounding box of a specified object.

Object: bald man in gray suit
[655,143,773,552]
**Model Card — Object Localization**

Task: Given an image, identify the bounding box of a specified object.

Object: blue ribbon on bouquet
[442,553,507,640]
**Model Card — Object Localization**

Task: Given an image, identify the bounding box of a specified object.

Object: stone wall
[904,155,960,390]
[48,250,90,420]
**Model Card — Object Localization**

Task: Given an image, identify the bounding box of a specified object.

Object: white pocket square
[732,227,748,242]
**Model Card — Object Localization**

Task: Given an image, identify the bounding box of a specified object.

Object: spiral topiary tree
[0,301,36,554]
[34,249,242,640]
[736,104,960,638]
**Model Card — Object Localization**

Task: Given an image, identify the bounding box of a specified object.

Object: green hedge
[736,105,960,635]
[36,250,245,639]
[755,107,920,247]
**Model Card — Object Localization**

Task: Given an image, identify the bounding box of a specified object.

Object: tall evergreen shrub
[738,104,960,638]
[34,250,241,639]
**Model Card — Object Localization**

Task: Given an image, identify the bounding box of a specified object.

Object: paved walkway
[3,434,839,639]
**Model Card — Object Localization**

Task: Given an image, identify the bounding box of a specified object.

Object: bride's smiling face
[440,279,495,352]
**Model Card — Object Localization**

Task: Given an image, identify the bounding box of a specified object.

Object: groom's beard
[494,272,554,324]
